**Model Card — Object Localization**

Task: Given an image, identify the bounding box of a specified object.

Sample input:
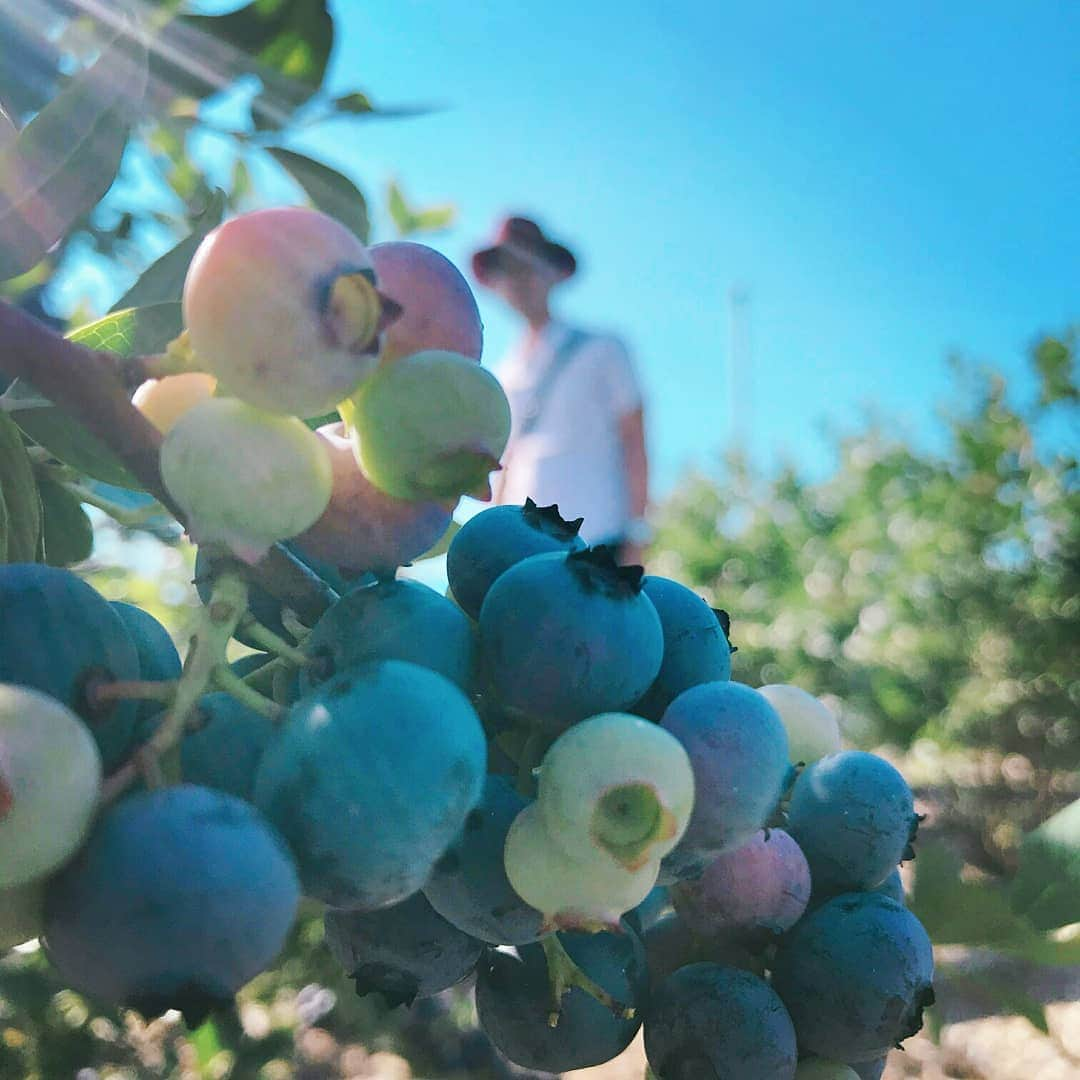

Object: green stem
[87,679,178,709]
[66,482,165,527]
[516,730,550,799]
[540,934,633,1027]
[101,573,250,803]
[237,618,311,667]
[279,608,312,643]
[212,666,285,723]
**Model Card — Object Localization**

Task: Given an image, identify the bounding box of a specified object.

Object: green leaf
[191,1016,222,1069]
[386,178,455,238]
[302,409,340,431]
[1033,332,1077,406]
[414,519,461,561]
[36,475,93,567]
[331,92,433,120]
[68,303,184,358]
[333,91,373,114]
[935,966,1049,1032]
[152,0,332,118]
[0,412,41,560]
[912,841,1027,946]
[110,190,226,312]
[8,379,136,489]
[265,148,369,243]
[911,839,1080,966]
[0,31,147,281]
[0,482,8,562]
[2,303,181,489]
[1011,797,1080,932]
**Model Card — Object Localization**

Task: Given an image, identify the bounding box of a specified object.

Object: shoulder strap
[518,328,590,436]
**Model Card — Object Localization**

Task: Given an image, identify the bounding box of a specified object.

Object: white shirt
[494,320,642,544]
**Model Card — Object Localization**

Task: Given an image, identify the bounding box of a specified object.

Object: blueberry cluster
[0,206,935,1077]
[0,498,934,1075]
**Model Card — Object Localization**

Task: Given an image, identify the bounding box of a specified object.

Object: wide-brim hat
[472,216,577,285]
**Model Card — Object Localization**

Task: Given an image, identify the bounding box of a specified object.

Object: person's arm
[618,405,650,565]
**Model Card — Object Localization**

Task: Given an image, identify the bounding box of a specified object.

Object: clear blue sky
[278,1,1077,495]
[58,2,1079,497]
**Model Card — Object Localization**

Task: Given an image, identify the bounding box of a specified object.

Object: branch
[0,299,337,622]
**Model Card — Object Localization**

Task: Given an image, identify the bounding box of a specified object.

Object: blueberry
[369,240,483,365]
[644,963,798,1079]
[422,774,546,945]
[43,785,299,1025]
[299,578,476,694]
[771,892,934,1063]
[446,498,585,619]
[787,751,919,895]
[660,681,791,860]
[671,828,811,944]
[180,693,277,801]
[0,564,139,770]
[632,576,732,721]
[109,601,181,724]
[479,547,663,729]
[475,926,647,1072]
[324,890,483,1006]
[254,660,486,910]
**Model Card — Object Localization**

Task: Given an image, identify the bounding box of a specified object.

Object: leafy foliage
[653,332,1079,773]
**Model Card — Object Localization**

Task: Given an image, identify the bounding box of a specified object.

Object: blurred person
[471,215,651,564]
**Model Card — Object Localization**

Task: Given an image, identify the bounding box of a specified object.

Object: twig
[0,299,338,623]
[87,679,177,709]
[100,572,249,803]
[540,934,634,1027]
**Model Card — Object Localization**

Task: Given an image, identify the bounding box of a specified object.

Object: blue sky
[276,1,1078,496]
[56,2,1079,499]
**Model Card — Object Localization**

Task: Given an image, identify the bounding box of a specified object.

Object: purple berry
[660,681,791,857]
[671,828,811,943]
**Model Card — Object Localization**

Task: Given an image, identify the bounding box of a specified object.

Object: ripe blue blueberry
[787,751,919,895]
[43,785,299,1025]
[475,926,647,1072]
[254,660,486,910]
[644,963,798,1080]
[0,564,139,769]
[446,498,586,619]
[109,601,181,724]
[479,547,663,729]
[422,775,546,945]
[632,576,732,721]
[181,693,278,802]
[771,892,934,1063]
[324,890,483,1006]
[300,578,476,695]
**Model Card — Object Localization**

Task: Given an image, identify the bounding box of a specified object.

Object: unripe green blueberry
[182,206,399,416]
[537,713,694,871]
[758,683,841,765]
[340,350,510,501]
[504,802,660,932]
[132,372,218,434]
[369,241,483,364]
[0,684,102,888]
[160,397,332,563]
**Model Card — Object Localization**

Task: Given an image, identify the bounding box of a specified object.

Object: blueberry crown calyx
[566,545,645,595]
[712,607,738,653]
[521,497,584,541]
